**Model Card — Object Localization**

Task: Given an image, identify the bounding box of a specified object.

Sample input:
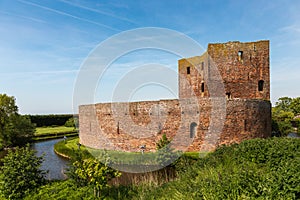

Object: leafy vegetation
[139,137,300,199]
[64,117,78,128]
[71,154,121,197]
[0,145,47,200]
[28,114,74,127]
[0,94,35,149]
[22,137,300,199]
[156,134,180,167]
[272,96,300,136]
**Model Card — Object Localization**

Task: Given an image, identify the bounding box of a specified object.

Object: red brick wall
[179,40,270,100]
[79,99,271,152]
[79,40,271,152]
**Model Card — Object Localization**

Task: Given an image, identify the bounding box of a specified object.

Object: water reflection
[32,138,69,180]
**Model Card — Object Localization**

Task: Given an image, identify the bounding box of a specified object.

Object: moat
[0,138,69,180]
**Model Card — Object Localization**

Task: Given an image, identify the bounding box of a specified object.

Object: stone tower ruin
[79,40,271,152]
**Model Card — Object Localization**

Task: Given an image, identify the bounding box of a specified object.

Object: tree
[275,97,292,112]
[156,133,171,150]
[64,117,78,128]
[69,151,121,197]
[0,145,47,199]
[0,94,35,149]
[291,97,300,116]
[156,134,179,167]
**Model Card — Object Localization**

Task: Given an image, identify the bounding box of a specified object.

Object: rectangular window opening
[187,66,190,74]
[258,80,264,91]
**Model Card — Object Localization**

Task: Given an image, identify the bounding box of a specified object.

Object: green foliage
[22,138,300,199]
[68,149,121,197]
[272,96,300,136]
[5,115,35,146]
[275,97,293,112]
[24,179,137,200]
[138,138,300,199]
[156,134,171,150]
[155,134,180,167]
[54,137,92,160]
[29,114,73,127]
[64,117,78,127]
[0,94,35,149]
[0,145,47,199]
[291,97,300,115]
[23,180,95,200]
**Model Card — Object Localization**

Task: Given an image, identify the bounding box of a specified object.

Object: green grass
[54,137,92,159]
[35,126,76,136]
[25,137,300,199]
[55,138,204,167]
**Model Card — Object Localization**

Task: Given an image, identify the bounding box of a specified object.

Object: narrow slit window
[238,51,243,61]
[201,82,205,93]
[258,80,264,91]
[201,62,204,70]
[187,66,190,74]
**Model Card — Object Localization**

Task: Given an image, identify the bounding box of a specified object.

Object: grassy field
[33,126,78,141]
[35,126,76,136]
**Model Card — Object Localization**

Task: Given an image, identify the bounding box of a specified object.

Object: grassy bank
[33,126,78,141]
[54,137,92,159]
[29,137,300,199]
[54,137,200,165]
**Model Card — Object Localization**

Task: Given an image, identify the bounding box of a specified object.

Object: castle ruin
[79,40,271,152]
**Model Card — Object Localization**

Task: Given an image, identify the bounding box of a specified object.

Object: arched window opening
[258,80,264,91]
[238,51,243,61]
[190,122,197,138]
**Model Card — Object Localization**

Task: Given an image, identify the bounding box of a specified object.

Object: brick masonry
[79,40,271,152]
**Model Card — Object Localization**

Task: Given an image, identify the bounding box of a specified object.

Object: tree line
[272,96,300,136]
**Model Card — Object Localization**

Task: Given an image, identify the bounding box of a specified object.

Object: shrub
[0,145,47,199]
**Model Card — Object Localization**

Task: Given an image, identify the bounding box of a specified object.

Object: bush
[0,145,47,199]
[64,117,78,127]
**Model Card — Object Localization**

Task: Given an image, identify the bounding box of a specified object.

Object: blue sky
[0,0,299,114]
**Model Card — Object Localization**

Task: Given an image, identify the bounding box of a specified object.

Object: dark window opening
[201,82,205,93]
[190,122,197,138]
[187,66,190,74]
[201,62,204,70]
[238,51,243,61]
[117,122,120,134]
[226,92,231,99]
[258,80,264,91]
